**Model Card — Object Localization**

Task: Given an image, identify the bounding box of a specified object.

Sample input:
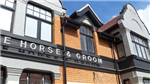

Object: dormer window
[131,34,149,60]
[80,26,94,53]
[25,4,52,42]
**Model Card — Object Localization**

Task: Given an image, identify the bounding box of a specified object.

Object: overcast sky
[62,1,150,33]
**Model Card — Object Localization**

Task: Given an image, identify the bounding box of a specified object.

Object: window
[80,26,94,53]
[0,70,4,84]
[20,72,52,84]
[0,0,15,31]
[25,4,52,42]
[115,33,126,58]
[131,34,149,60]
[143,79,150,84]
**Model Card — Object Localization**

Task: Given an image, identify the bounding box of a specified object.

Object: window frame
[80,25,95,53]
[20,70,53,84]
[24,3,53,43]
[0,0,15,32]
[131,34,149,60]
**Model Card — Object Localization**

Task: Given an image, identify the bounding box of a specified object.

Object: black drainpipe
[110,38,121,84]
[62,19,67,84]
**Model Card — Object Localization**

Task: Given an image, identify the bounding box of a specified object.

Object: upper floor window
[25,4,52,42]
[80,26,94,53]
[131,34,150,60]
[0,0,15,31]
[20,71,52,84]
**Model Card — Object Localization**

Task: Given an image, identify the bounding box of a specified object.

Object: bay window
[20,72,52,84]
[131,34,149,60]
[25,4,52,42]
[80,26,94,53]
[0,0,15,31]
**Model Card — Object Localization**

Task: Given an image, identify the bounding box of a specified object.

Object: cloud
[137,5,150,33]
[112,15,117,18]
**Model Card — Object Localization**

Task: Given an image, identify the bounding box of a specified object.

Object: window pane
[28,4,33,10]
[80,26,86,34]
[86,28,92,36]
[40,14,45,19]
[45,75,51,84]
[145,48,150,60]
[46,16,51,22]
[6,1,13,8]
[0,0,5,5]
[46,12,51,16]
[34,11,39,17]
[133,43,138,55]
[9,0,14,2]
[117,43,125,58]
[41,22,52,42]
[40,9,45,14]
[134,36,138,43]
[80,35,87,51]
[87,37,94,53]
[0,8,12,31]
[30,73,42,84]
[27,9,33,15]
[141,46,147,59]
[1,70,3,84]
[34,6,39,12]
[25,17,38,38]
[20,73,27,84]
[136,45,143,58]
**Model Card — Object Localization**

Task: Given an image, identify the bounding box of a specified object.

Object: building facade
[0,0,149,84]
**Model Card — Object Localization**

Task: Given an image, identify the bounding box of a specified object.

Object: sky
[62,1,150,33]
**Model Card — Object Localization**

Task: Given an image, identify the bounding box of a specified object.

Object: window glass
[0,0,5,5]
[145,48,150,60]
[141,46,147,59]
[80,26,86,34]
[1,70,4,84]
[0,0,14,8]
[80,26,94,53]
[117,43,125,58]
[45,75,51,84]
[26,4,52,22]
[0,8,12,31]
[20,73,27,84]
[41,22,52,42]
[143,79,150,84]
[25,17,38,38]
[80,35,87,51]
[20,72,52,84]
[133,43,138,55]
[87,37,94,53]
[25,4,52,42]
[30,73,42,84]
[131,34,149,60]
[136,45,142,58]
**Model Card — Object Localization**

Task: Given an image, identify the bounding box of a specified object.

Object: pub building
[0,0,150,84]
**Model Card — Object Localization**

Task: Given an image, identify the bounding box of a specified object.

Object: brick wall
[54,66,119,84]
[53,15,120,84]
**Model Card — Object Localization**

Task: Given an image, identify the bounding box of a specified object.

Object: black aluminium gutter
[111,39,121,84]
[62,20,67,84]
